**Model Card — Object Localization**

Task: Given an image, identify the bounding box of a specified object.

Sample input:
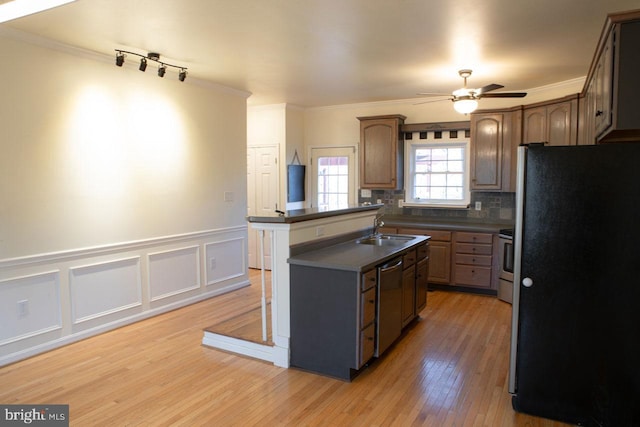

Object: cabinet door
[428,241,451,284]
[523,107,547,144]
[415,257,429,313]
[402,264,416,327]
[470,114,503,190]
[547,101,577,146]
[359,116,404,189]
[594,28,613,137]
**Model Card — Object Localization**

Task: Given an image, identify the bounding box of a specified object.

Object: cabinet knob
[595,110,603,117]
[368,299,375,304]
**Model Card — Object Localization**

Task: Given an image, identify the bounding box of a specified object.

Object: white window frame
[309,146,356,209]
[404,138,471,208]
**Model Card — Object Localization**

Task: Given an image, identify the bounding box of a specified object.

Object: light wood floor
[0,270,571,426]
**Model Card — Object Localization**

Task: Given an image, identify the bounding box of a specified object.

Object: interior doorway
[247,145,279,269]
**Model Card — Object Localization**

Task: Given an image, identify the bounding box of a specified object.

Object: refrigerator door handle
[522,277,533,288]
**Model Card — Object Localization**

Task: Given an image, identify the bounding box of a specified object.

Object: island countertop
[247,204,384,224]
[287,234,429,272]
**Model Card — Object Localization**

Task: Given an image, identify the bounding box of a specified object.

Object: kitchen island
[203,204,385,367]
[288,233,429,380]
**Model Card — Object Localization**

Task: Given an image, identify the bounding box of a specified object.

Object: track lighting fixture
[115,52,125,67]
[114,50,188,82]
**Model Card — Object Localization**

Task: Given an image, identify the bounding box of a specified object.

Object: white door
[310,146,356,209]
[247,145,279,269]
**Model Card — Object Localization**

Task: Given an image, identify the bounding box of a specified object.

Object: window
[310,147,356,210]
[405,132,470,208]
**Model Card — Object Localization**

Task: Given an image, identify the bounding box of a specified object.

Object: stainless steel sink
[356,234,414,246]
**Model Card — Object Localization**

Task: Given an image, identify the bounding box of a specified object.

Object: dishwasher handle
[379,257,403,273]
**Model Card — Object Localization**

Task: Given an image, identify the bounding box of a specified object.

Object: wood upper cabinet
[581,14,640,143]
[523,95,579,146]
[358,115,406,189]
[470,113,507,191]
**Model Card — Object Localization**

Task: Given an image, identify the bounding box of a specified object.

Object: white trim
[202,332,275,364]
[0,279,249,367]
[0,225,247,268]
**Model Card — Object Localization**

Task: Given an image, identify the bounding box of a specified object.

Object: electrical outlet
[398,199,404,208]
[361,189,372,198]
[376,199,382,204]
[224,191,233,202]
[316,226,325,237]
[17,300,28,318]
[475,201,482,211]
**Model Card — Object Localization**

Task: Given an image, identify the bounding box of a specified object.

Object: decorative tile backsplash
[360,190,515,224]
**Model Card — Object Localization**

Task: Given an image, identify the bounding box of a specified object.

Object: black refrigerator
[509,143,640,426]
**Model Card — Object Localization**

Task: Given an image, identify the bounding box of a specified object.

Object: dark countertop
[288,234,429,273]
[381,216,513,233]
[247,204,383,224]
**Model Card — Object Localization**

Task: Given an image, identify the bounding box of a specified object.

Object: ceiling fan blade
[416,92,451,97]
[414,97,453,105]
[479,92,527,98]
[477,83,504,94]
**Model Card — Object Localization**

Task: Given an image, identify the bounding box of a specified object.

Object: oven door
[498,236,514,303]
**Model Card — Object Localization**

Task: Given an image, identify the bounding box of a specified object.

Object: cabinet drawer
[362,269,377,291]
[359,323,375,367]
[455,254,492,266]
[361,287,376,327]
[454,265,492,288]
[398,228,451,242]
[403,249,417,268]
[456,243,492,256]
[456,232,493,244]
[417,243,429,260]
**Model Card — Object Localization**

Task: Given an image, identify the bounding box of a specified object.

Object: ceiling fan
[417,69,527,114]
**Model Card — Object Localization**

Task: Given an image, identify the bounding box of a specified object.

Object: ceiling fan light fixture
[453,98,478,114]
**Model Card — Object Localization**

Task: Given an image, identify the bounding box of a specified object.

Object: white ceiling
[3,0,640,107]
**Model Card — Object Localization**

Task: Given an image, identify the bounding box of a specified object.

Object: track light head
[115,51,125,67]
[179,69,187,82]
[139,57,147,72]
[158,65,166,78]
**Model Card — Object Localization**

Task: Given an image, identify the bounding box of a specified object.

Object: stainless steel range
[497,228,514,303]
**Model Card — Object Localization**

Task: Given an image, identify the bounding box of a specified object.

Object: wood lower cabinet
[453,232,494,289]
[399,228,451,285]
[415,244,430,313]
[401,249,417,328]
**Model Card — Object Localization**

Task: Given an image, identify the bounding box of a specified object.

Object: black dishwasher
[375,257,403,356]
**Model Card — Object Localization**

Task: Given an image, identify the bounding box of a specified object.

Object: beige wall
[0,34,249,259]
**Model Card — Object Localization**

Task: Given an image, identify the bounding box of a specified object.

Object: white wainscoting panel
[0,271,61,345]
[69,257,142,324]
[148,246,200,302]
[0,226,249,367]
[205,237,245,286]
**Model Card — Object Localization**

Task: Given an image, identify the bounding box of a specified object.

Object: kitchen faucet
[373,214,384,236]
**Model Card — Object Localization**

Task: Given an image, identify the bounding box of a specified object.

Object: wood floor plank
[0,270,572,426]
